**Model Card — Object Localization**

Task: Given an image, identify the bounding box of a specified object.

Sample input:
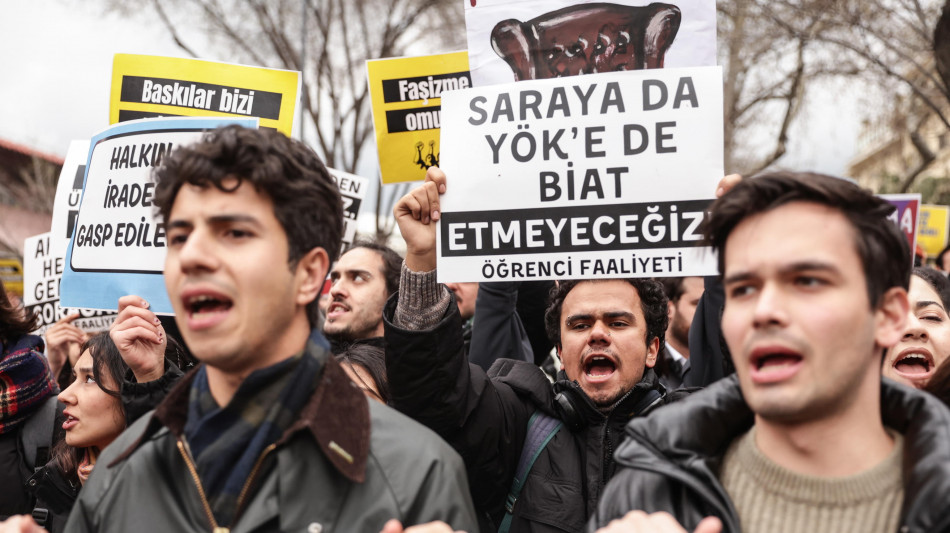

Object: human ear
[295,247,330,307]
[874,286,910,350]
[644,336,659,368]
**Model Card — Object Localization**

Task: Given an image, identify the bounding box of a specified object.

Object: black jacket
[591,375,950,532]
[385,297,677,533]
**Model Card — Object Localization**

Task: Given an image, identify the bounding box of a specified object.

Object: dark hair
[153,125,343,328]
[0,279,38,345]
[703,171,911,308]
[926,357,950,408]
[913,266,950,310]
[335,343,390,404]
[52,333,184,484]
[544,279,668,349]
[343,241,403,297]
[937,244,950,271]
[52,333,129,485]
[660,277,686,303]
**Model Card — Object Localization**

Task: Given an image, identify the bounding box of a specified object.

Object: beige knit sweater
[720,427,904,533]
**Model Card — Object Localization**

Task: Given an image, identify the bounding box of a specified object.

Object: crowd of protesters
[1,124,950,533]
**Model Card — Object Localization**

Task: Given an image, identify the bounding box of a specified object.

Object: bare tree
[766,0,947,190]
[0,156,60,214]
[109,0,464,242]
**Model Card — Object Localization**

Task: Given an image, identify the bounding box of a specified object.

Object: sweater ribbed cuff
[393,262,451,330]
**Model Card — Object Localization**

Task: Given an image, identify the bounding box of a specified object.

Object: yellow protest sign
[918,204,950,257]
[110,54,299,136]
[367,51,470,184]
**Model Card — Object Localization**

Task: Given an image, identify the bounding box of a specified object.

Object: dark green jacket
[64,352,477,533]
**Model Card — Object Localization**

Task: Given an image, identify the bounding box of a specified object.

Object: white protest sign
[49,140,92,257]
[61,116,259,313]
[437,65,723,282]
[328,168,370,246]
[22,232,116,336]
[465,0,717,87]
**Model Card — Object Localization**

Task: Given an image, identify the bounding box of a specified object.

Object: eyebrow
[916,300,946,311]
[75,366,94,374]
[565,311,635,324]
[166,214,263,229]
[332,268,373,278]
[724,261,841,285]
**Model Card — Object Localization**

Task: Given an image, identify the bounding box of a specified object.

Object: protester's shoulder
[488,358,555,400]
[94,411,171,477]
[368,400,461,461]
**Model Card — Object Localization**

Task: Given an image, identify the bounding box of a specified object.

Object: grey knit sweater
[720,427,904,533]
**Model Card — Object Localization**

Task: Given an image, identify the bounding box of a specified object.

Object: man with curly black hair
[384,167,681,533]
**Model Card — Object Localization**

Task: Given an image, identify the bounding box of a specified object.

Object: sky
[0,2,863,177]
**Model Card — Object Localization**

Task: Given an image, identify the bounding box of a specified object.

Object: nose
[902,313,928,340]
[176,228,219,274]
[752,283,788,329]
[588,320,611,345]
[329,277,347,299]
[58,379,78,406]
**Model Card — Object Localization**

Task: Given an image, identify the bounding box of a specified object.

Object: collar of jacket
[554,367,665,424]
[616,374,950,531]
[110,332,370,483]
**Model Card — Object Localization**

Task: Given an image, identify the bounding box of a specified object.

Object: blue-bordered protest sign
[60,116,258,313]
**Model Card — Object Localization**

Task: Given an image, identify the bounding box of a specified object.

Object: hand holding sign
[394,167,447,273]
[110,295,167,383]
[45,313,88,381]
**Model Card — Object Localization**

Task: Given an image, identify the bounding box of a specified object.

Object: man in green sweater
[592,171,950,533]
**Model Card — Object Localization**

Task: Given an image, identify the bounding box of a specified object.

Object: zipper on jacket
[177,438,280,533]
[176,439,227,533]
[232,443,278,522]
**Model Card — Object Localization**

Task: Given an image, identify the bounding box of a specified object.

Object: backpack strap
[20,396,59,471]
[497,411,563,533]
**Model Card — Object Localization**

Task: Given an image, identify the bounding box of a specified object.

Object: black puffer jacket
[591,375,950,532]
[385,298,679,533]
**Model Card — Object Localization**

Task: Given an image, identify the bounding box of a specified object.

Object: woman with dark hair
[336,343,390,404]
[883,266,950,388]
[0,280,56,520]
[25,330,183,532]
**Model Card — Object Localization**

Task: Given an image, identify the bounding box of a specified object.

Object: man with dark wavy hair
[324,240,402,354]
[592,172,950,533]
[61,126,476,533]
[385,167,678,532]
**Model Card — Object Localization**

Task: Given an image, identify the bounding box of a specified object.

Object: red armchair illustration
[490,2,682,81]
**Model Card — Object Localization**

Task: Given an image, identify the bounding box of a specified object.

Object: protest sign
[366,51,471,184]
[0,256,23,298]
[437,65,723,282]
[61,116,259,313]
[464,0,717,87]
[49,140,92,257]
[328,168,370,246]
[880,194,920,260]
[918,204,950,258]
[23,232,116,336]
[110,54,299,136]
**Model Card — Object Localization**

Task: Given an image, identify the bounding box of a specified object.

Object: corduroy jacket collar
[111,332,370,482]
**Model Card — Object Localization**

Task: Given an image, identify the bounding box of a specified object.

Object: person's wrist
[405,250,436,272]
[131,362,164,383]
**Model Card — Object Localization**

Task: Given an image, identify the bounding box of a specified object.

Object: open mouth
[754,352,803,372]
[326,301,350,319]
[583,355,617,381]
[62,414,78,430]
[893,351,934,376]
[185,294,233,317]
[749,347,804,383]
